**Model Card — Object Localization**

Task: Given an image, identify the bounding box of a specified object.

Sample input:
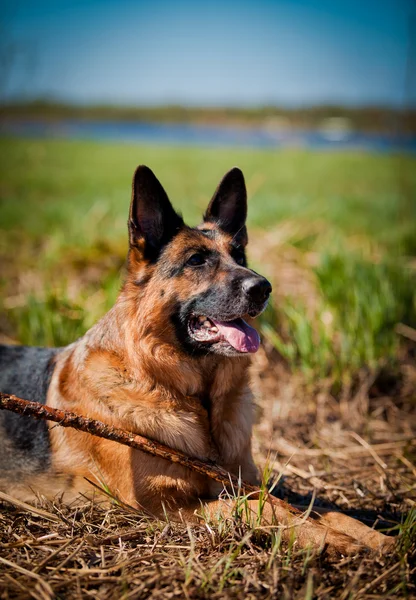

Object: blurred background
[0,0,415,504]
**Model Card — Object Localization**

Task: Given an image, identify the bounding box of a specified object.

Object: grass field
[0,138,415,598]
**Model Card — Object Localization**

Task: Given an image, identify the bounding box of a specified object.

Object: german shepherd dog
[0,166,393,556]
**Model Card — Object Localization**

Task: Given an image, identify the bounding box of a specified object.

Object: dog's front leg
[304,508,394,552]
[175,497,370,559]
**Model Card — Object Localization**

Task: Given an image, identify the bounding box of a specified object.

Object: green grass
[1,138,415,244]
[1,137,415,384]
[260,251,416,382]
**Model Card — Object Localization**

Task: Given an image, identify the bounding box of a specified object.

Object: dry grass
[0,468,415,599]
[1,354,415,599]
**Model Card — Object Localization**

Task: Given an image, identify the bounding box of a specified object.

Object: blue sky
[2,0,415,107]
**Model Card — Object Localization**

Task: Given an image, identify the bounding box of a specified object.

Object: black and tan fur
[0,166,393,556]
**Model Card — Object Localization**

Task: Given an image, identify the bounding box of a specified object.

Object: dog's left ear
[204,167,248,245]
[129,165,184,260]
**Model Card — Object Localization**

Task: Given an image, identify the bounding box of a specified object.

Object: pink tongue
[211,318,260,353]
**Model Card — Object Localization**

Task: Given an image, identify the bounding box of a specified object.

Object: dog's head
[125,165,271,357]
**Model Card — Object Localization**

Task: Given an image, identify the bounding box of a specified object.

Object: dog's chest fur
[46,329,258,510]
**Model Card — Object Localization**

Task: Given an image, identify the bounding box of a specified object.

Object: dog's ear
[204,167,248,245]
[129,165,184,259]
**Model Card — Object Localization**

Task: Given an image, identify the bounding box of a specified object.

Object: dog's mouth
[188,315,260,353]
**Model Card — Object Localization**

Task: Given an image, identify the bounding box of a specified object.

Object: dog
[0,166,393,556]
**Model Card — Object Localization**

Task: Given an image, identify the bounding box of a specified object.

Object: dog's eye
[187,253,206,267]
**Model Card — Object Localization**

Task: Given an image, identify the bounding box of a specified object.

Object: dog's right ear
[204,167,248,246]
[129,165,184,260]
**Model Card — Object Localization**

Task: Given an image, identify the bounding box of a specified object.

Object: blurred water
[1,119,415,153]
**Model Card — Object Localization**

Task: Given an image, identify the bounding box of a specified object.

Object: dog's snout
[242,277,272,304]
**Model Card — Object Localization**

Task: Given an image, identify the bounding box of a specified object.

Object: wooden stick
[0,392,300,516]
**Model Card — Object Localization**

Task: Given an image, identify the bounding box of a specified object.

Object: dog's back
[0,344,60,478]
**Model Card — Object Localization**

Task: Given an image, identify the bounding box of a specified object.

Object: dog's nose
[242,277,272,304]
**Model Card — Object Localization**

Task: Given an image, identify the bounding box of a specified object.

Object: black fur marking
[0,345,60,474]
[171,298,212,357]
[204,168,248,246]
[161,246,220,280]
[199,392,211,416]
[129,165,184,261]
[230,245,247,268]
